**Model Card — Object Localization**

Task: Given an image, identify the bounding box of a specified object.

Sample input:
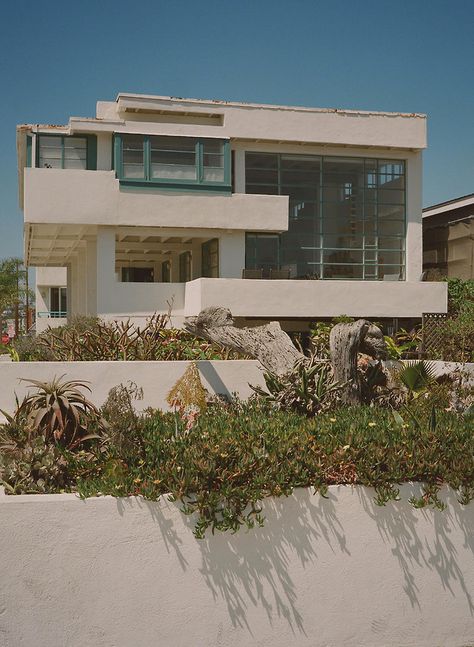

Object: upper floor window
[37,135,97,170]
[115,134,230,191]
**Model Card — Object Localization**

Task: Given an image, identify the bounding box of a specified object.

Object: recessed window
[37,135,96,170]
[121,267,154,283]
[179,251,192,282]
[161,260,171,283]
[49,287,67,316]
[115,134,230,190]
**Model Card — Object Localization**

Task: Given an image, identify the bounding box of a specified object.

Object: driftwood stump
[185,307,387,403]
[184,307,305,376]
[329,320,387,404]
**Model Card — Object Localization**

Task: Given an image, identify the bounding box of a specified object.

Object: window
[49,287,67,317]
[161,260,171,283]
[179,251,192,282]
[201,239,219,278]
[115,134,230,190]
[121,267,154,282]
[245,234,280,277]
[246,153,406,281]
[37,135,96,170]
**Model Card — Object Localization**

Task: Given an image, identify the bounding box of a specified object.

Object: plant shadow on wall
[196,488,349,634]
[358,485,474,615]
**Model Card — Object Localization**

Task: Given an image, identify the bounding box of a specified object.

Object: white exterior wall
[1,485,473,647]
[184,278,447,318]
[24,169,289,232]
[93,94,427,149]
[35,267,67,332]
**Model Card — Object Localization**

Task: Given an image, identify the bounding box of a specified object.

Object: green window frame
[114,133,231,192]
[36,134,97,170]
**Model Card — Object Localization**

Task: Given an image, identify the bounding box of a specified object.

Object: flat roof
[115,92,426,120]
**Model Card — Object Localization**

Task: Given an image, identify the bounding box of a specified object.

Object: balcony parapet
[24,168,289,232]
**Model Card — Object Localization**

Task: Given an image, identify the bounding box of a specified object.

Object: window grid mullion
[197,140,203,183]
[145,136,150,181]
[61,137,65,170]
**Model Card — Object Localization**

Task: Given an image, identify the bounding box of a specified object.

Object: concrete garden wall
[1,360,472,420]
[0,360,265,419]
[1,485,473,647]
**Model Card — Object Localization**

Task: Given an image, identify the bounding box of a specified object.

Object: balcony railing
[37,311,67,318]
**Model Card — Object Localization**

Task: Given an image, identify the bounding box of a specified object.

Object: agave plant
[251,358,343,416]
[396,360,438,400]
[2,376,107,450]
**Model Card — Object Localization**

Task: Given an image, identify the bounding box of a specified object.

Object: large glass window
[245,153,406,280]
[116,134,230,189]
[38,136,90,170]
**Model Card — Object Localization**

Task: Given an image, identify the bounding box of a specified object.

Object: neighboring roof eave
[423,193,474,218]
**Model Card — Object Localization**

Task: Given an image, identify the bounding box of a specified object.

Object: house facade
[423,193,474,280]
[17,93,446,330]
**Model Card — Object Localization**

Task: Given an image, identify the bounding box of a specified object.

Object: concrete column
[405,152,423,281]
[86,239,98,316]
[66,263,72,319]
[233,148,246,193]
[69,256,79,316]
[219,232,245,278]
[96,227,116,316]
[76,248,87,315]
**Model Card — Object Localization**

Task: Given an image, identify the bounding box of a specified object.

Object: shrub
[14,314,243,362]
[0,377,106,494]
[251,358,342,416]
[383,327,421,360]
[74,399,474,537]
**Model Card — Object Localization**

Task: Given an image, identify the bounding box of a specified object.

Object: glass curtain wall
[245,153,405,280]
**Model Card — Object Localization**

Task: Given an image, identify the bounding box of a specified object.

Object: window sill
[118,179,232,194]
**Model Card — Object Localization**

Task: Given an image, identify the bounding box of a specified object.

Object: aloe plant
[2,376,107,450]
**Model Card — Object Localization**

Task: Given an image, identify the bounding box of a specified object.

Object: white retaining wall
[1,485,473,647]
[0,360,265,418]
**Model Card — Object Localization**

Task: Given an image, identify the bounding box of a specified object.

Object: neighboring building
[17,93,446,331]
[423,193,474,280]
[35,267,67,333]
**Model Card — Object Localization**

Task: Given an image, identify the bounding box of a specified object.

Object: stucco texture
[1,485,473,647]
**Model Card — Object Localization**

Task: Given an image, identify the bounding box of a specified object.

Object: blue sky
[0,0,473,260]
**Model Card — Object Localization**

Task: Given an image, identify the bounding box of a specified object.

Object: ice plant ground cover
[2,379,473,538]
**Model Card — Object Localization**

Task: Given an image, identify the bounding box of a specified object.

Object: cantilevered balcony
[24,168,289,232]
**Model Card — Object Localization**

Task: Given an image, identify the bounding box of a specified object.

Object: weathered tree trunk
[184,307,305,376]
[185,307,387,403]
[329,320,387,404]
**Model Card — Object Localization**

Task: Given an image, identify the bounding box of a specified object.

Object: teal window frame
[36,134,97,170]
[114,133,231,193]
[26,135,32,167]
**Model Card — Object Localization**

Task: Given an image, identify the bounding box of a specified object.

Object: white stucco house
[17,92,446,331]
